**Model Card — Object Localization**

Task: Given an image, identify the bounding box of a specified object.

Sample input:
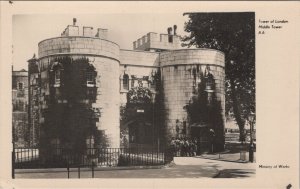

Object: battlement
[60,18,108,40]
[12,69,28,77]
[133,32,181,51]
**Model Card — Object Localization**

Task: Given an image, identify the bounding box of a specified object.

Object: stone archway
[120,80,157,149]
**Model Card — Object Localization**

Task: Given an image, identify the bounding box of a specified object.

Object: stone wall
[133,32,181,51]
[119,50,159,105]
[160,49,225,143]
[120,50,159,67]
[38,37,119,61]
[38,36,120,149]
[31,23,227,152]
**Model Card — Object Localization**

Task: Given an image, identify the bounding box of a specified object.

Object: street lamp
[209,129,215,153]
[248,113,255,162]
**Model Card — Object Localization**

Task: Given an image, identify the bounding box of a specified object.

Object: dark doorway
[191,126,210,154]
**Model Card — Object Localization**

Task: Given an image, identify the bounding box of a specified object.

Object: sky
[13,14,189,71]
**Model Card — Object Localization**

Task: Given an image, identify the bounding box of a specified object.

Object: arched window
[123,74,129,90]
[205,74,215,106]
[54,69,61,87]
[51,62,63,88]
[204,66,214,92]
[205,74,214,91]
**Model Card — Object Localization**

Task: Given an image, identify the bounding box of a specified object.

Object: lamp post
[209,129,215,153]
[248,113,255,163]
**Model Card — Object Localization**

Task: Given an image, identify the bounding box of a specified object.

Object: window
[205,75,214,91]
[51,62,63,87]
[123,74,129,90]
[51,138,61,155]
[86,70,96,87]
[54,69,61,87]
[18,82,24,90]
[86,135,95,155]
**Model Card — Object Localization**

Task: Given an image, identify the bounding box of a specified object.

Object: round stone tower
[160,49,225,151]
[37,24,120,150]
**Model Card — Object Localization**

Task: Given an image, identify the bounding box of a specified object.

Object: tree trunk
[229,78,246,142]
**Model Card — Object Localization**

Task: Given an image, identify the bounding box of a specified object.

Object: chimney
[73,18,77,26]
[167,27,172,35]
[173,25,177,35]
[168,27,173,43]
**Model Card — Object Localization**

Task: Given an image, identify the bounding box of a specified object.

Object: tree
[182,12,255,141]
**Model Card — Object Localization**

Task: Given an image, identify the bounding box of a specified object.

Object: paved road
[15,157,255,179]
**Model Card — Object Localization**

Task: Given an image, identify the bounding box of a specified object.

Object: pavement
[199,151,256,163]
[174,156,255,178]
[15,153,255,179]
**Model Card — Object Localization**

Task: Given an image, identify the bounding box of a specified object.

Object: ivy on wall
[120,70,163,148]
[184,66,225,152]
[39,56,109,158]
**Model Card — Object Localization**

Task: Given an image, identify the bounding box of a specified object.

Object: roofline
[160,48,224,55]
[120,49,159,54]
[38,36,120,48]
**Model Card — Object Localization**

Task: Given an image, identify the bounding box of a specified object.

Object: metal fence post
[67,163,70,179]
[12,150,15,179]
[92,162,94,178]
[78,166,80,178]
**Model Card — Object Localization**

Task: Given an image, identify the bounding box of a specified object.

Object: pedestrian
[188,139,193,156]
[193,138,198,156]
[183,138,189,156]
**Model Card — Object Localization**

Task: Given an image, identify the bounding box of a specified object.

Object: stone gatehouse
[27,19,225,154]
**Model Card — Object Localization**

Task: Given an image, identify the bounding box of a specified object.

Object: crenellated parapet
[60,18,108,40]
[133,32,181,51]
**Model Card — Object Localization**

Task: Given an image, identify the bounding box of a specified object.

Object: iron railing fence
[13,147,168,169]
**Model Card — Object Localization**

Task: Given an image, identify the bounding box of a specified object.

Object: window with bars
[86,70,96,87]
[51,138,61,155]
[206,77,214,90]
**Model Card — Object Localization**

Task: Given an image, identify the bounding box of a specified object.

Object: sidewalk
[174,156,256,178]
[199,151,256,163]
[15,163,218,178]
[15,156,255,178]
